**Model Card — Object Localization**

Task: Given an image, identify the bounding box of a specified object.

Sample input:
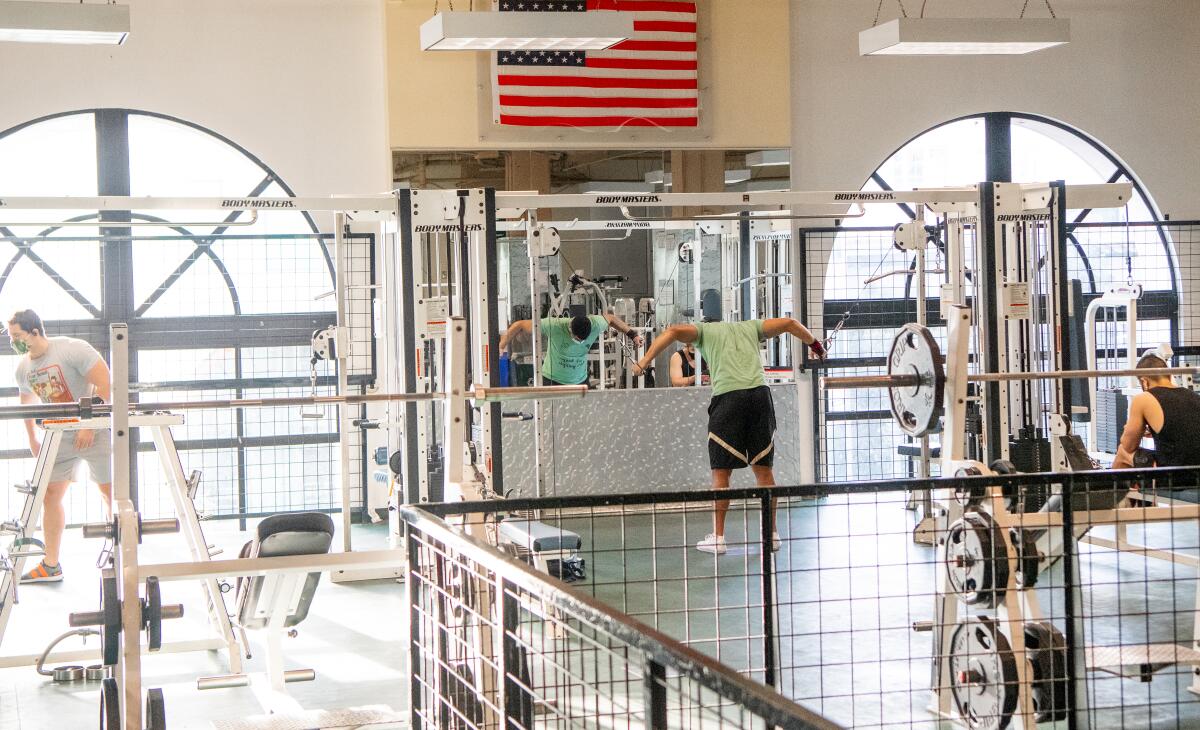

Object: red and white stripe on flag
[492,0,699,129]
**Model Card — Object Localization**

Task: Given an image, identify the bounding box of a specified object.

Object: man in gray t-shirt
[7,310,112,584]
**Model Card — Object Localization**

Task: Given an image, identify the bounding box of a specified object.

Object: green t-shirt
[540,315,608,384]
[695,320,766,396]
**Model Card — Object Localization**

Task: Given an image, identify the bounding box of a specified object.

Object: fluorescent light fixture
[644,170,672,187]
[745,150,790,168]
[0,1,128,45]
[420,11,634,51]
[724,169,751,185]
[860,18,1069,56]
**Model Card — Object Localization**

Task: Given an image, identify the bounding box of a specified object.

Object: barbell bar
[822,367,1198,390]
[0,384,587,422]
[824,322,1198,437]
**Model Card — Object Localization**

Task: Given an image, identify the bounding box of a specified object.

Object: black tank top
[1148,387,1200,466]
[679,349,708,379]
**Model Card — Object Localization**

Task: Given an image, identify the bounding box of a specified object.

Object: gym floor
[0,521,405,730]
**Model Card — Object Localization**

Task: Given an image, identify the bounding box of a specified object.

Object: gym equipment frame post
[978,182,1007,463]
[481,188,504,499]
[397,190,421,507]
[335,212,354,556]
[110,324,144,730]
[526,209,550,499]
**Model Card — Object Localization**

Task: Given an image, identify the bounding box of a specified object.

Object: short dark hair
[7,309,44,338]
[1136,353,1167,371]
[569,315,592,341]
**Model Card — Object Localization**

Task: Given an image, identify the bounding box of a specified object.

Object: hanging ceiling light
[860,0,1067,56]
[860,18,1069,56]
[420,11,635,52]
[0,0,129,45]
[745,150,790,168]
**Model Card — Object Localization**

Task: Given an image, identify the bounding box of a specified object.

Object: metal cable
[1020,0,1058,19]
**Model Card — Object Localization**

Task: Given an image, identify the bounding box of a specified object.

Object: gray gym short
[49,430,113,484]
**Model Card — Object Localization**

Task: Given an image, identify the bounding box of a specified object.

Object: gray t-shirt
[15,337,103,404]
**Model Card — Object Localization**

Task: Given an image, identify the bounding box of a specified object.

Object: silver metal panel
[501,384,800,497]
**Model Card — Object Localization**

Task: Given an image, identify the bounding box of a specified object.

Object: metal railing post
[499,578,531,729]
[761,490,777,689]
[1060,474,1090,730]
[406,525,423,730]
[644,657,667,730]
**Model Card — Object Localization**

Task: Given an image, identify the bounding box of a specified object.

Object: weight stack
[1008,437,1052,512]
[1094,388,1128,454]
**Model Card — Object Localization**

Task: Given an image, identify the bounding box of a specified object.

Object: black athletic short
[707,385,776,470]
[542,376,590,388]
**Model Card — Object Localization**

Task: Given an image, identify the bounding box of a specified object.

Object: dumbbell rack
[0,413,242,674]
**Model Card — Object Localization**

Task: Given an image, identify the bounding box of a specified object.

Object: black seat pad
[236,512,334,630]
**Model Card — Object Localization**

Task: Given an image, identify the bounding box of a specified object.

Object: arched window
[0,110,355,524]
[815,112,1177,481]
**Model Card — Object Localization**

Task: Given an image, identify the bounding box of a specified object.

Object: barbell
[820,323,1197,436]
[0,384,587,423]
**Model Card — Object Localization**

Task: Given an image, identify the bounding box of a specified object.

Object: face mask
[10,339,27,355]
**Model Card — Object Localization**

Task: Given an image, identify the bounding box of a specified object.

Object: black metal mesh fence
[423,466,1200,730]
[402,504,840,730]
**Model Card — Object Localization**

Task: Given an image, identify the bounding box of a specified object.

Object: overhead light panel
[645,170,672,187]
[724,169,751,185]
[0,1,129,45]
[746,150,790,168]
[420,11,634,51]
[860,18,1069,56]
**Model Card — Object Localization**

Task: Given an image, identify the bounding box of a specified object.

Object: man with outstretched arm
[633,318,826,554]
[499,312,642,387]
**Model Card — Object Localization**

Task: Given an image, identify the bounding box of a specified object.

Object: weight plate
[949,617,1019,730]
[100,570,120,667]
[1010,528,1041,589]
[887,323,946,436]
[944,511,1008,607]
[1024,621,1068,722]
[146,687,167,730]
[99,676,120,729]
[953,466,985,507]
[145,575,162,651]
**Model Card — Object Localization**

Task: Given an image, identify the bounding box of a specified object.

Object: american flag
[492,0,698,129]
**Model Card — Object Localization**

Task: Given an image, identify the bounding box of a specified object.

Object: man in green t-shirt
[499,313,642,386]
[634,318,826,554]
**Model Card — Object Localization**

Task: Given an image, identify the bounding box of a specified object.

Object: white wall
[790,0,1200,219]
[0,0,391,198]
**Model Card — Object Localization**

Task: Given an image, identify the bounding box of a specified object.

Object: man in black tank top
[1113,353,1200,470]
[669,342,709,387]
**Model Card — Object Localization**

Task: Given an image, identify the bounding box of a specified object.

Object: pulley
[944,511,1008,607]
[948,617,1019,730]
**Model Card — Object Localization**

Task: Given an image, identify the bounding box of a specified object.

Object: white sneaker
[772,532,782,552]
[697,534,727,555]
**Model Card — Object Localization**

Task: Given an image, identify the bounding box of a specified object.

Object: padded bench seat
[235,512,335,630]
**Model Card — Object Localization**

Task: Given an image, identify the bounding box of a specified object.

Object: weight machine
[824,181,1200,729]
